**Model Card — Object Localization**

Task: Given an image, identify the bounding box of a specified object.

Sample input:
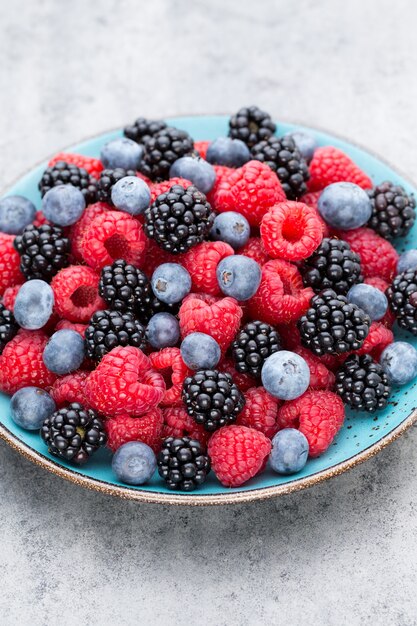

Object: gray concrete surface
[1,0,417,624]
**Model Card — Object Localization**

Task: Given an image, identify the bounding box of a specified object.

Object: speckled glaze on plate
[0,115,416,506]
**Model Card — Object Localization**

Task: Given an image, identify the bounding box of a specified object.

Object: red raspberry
[80,210,147,270]
[33,211,50,228]
[293,346,335,390]
[149,177,192,203]
[84,346,165,417]
[179,293,243,351]
[339,227,398,282]
[194,140,210,159]
[105,408,163,454]
[261,201,323,261]
[236,387,281,439]
[140,238,176,276]
[50,370,90,408]
[2,283,23,311]
[210,160,286,226]
[276,321,302,350]
[179,241,234,296]
[239,237,270,266]
[247,259,313,325]
[0,330,57,394]
[277,390,344,457]
[299,191,330,237]
[55,319,87,337]
[0,233,23,296]
[364,276,395,327]
[355,321,393,360]
[51,265,105,323]
[149,347,191,407]
[218,357,256,392]
[208,425,271,487]
[48,152,104,179]
[136,171,153,187]
[308,146,373,192]
[206,165,234,206]
[70,202,110,261]
[161,406,211,449]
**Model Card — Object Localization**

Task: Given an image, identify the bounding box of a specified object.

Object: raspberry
[218,357,256,392]
[140,238,176,277]
[33,211,49,228]
[2,283,22,311]
[149,347,191,407]
[51,265,105,323]
[105,409,163,453]
[293,346,335,391]
[208,425,271,487]
[80,210,147,270]
[161,406,211,449]
[210,160,286,227]
[149,177,192,203]
[179,241,234,296]
[277,390,345,457]
[194,140,210,159]
[55,319,87,337]
[339,227,399,282]
[239,237,270,266]
[84,346,165,417]
[261,201,323,261]
[48,152,104,179]
[364,276,396,327]
[206,165,234,205]
[50,370,90,408]
[136,171,153,187]
[308,147,373,192]
[236,387,280,438]
[70,202,110,261]
[247,259,313,325]
[300,191,330,237]
[0,330,57,394]
[355,321,393,360]
[0,233,23,296]
[179,293,243,351]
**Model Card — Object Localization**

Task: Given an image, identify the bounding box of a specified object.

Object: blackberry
[301,238,363,295]
[41,403,107,465]
[96,167,136,204]
[229,105,276,148]
[39,160,98,204]
[85,309,146,360]
[14,224,70,281]
[251,135,309,199]
[139,126,194,181]
[0,303,18,354]
[144,184,215,254]
[232,320,281,378]
[99,259,150,313]
[335,354,391,412]
[124,116,167,145]
[137,293,180,325]
[367,181,416,239]
[298,288,371,356]
[182,369,245,432]
[157,436,211,491]
[386,269,417,334]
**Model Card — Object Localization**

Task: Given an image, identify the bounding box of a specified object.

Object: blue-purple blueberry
[270,428,309,475]
[14,280,54,330]
[211,211,250,250]
[380,342,417,386]
[111,176,151,215]
[318,182,372,230]
[146,312,180,349]
[397,249,417,274]
[42,184,86,226]
[112,441,157,485]
[101,137,143,170]
[0,195,36,234]
[347,283,388,321]
[151,263,191,304]
[261,351,310,400]
[206,137,250,167]
[180,332,221,370]
[216,255,261,301]
[11,386,56,430]
[43,329,85,375]
[284,131,317,163]
[169,156,216,194]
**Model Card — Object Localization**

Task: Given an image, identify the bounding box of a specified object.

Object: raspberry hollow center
[104,234,130,260]
[281,216,304,242]
[71,285,98,308]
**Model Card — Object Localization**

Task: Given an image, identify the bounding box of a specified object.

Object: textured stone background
[1,0,417,624]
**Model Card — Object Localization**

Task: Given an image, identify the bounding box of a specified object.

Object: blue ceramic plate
[0,115,416,506]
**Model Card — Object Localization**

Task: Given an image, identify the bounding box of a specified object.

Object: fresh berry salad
[2,105,417,492]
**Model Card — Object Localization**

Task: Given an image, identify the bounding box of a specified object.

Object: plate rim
[1,114,416,506]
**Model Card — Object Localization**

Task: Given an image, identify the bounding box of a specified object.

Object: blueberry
[380,341,417,386]
[284,131,317,163]
[10,386,56,431]
[101,137,143,170]
[261,351,310,400]
[151,263,191,304]
[146,312,180,349]
[43,329,85,375]
[42,184,86,226]
[169,156,216,194]
[180,332,221,370]
[112,441,157,485]
[216,255,261,301]
[206,137,250,167]
[270,428,309,474]
[14,280,54,330]
[111,176,151,215]
[318,182,372,230]
[0,195,36,234]
[211,211,250,250]
[347,283,388,321]
[398,249,417,274]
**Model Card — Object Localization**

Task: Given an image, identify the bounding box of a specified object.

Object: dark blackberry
[298,288,371,356]
[41,403,107,465]
[229,106,276,148]
[301,238,363,295]
[14,224,70,281]
[85,309,146,360]
[335,354,391,413]
[0,303,18,354]
[367,181,416,239]
[39,160,98,204]
[124,116,167,145]
[96,167,136,204]
[139,126,194,181]
[251,135,309,199]
[386,269,417,334]
[137,293,180,325]
[182,369,245,432]
[144,184,215,254]
[157,436,211,491]
[232,320,281,378]
[99,259,150,313]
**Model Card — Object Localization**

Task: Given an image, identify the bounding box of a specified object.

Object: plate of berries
[0,108,417,505]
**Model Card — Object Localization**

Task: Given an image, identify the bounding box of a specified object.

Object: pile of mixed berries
[2,105,417,491]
